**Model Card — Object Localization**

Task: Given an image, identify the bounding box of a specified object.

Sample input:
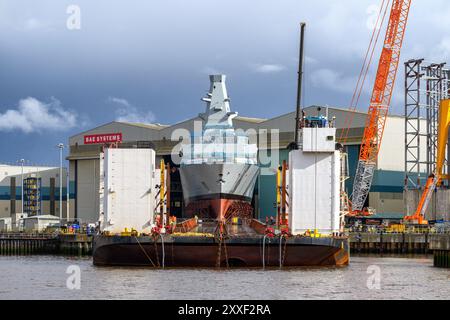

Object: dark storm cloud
[1,0,450,163]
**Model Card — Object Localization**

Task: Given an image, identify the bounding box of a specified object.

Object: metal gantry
[404,59,450,189]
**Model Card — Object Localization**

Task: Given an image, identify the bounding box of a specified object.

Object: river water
[0,255,448,300]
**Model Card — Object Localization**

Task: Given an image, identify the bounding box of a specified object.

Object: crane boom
[351,0,412,212]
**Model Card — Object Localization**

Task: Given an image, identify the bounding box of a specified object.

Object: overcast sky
[1,0,450,165]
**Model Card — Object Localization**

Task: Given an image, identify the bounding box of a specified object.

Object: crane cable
[340,0,389,142]
[339,0,391,144]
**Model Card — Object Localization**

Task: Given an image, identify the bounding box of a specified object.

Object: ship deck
[169,219,348,247]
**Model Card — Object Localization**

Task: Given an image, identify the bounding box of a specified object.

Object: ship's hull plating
[93,235,349,267]
[179,163,259,218]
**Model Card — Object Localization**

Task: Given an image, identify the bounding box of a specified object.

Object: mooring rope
[159,233,165,269]
[278,234,289,268]
[134,235,156,267]
[262,234,269,269]
[223,235,229,269]
[171,241,174,265]
[216,233,222,268]
[215,221,229,269]
[279,235,284,269]
[153,236,160,267]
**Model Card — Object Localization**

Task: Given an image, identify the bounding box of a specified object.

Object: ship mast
[200,75,237,130]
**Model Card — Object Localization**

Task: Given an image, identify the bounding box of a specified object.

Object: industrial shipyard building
[0,164,68,219]
[68,105,422,224]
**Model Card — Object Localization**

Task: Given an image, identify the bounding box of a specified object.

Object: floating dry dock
[93,220,349,268]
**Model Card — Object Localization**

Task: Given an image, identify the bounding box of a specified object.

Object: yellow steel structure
[436,100,450,181]
[276,165,281,226]
[160,159,165,219]
[276,166,281,205]
[405,100,450,224]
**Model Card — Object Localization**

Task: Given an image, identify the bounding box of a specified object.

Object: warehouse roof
[69,105,406,148]
[234,116,267,123]
[118,122,169,130]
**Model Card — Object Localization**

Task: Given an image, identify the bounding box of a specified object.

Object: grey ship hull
[179,163,259,219]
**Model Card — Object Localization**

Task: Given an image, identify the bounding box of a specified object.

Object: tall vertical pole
[20,159,24,214]
[294,22,306,149]
[276,166,281,228]
[66,171,70,222]
[166,162,171,228]
[58,143,64,223]
[281,160,287,225]
[160,159,165,226]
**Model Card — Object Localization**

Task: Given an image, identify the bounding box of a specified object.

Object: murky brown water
[0,255,448,299]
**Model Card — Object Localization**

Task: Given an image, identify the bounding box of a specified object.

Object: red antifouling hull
[184,198,253,221]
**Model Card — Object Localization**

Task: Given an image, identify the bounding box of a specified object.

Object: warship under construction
[179,74,259,221]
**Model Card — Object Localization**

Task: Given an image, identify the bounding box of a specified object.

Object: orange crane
[404,100,450,225]
[349,0,412,214]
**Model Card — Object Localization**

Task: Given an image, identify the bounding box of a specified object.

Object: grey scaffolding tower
[404,59,450,190]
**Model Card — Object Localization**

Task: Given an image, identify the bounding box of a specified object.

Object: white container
[0,218,12,232]
[301,127,336,152]
[100,148,157,234]
[288,128,340,235]
[23,215,60,232]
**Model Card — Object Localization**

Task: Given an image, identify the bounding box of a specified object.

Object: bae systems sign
[84,133,123,145]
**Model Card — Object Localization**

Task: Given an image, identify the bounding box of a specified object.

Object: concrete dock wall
[58,234,92,255]
[0,235,58,255]
[350,232,431,254]
[404,189,450,221]
[350,232,450,268]
[429,234,450,268]
[0,234,92,255]
[433,250,450,268]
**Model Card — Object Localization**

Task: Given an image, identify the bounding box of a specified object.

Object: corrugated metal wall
[76,159,100,224]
